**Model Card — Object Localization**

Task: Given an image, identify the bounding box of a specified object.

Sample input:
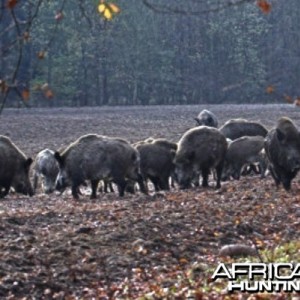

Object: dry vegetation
[0,104,299,299]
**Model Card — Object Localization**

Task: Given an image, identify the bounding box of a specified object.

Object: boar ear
[276,128,286,144]
[194,118,201,125]
[54,152,64,166]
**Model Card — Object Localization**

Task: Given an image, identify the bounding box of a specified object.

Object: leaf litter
[0,176,299,299]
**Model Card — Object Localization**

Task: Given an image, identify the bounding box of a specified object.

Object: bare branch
[142,0,254,15]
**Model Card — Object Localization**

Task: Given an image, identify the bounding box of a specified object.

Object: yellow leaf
[109,3,120,14]
[103,8,112,20]
[98,3,106,13]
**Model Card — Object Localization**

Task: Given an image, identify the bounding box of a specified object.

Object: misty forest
[0,1,300,299]
[1,0,299,109]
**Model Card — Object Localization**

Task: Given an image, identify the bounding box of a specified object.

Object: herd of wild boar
[1,109,300,199]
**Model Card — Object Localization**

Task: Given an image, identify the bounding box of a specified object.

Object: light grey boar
[0,136,33,198]
[174,126,227,189]
[54,134,146,199]
[136,141,176,191]
[33,149,59,194]
[219,119,268,140]
[222,136,267,180]
[264,117,300,190]
[194,109,218,128]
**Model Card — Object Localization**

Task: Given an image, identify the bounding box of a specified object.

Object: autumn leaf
[266,85,274,94]
[108,3,120,14]
[179,258,188,264]
[6,0,18,9]
[98,3,106,13]
[257,0,272,14]
[44,89,54,99]
[22,88,30,101]
[98,1,120,20]
[283,94,293,103]
[37,51,46,59]
[103,8,112,20]
[23,32,30,41]
[55,11,64,21]
[0,80,9,94]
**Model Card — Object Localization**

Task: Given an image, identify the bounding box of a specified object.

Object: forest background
[0,0,299,108]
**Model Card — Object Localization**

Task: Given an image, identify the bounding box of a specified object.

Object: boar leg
[125,180,136,194]
[114,178,127,197]
[201,168,209,187]
[71,184,80,199]
[232,165,241,180]
[215,163,224,189]
[281,170,298,191]
[269,165,281,187]
[137,174,148,194]
[33,172,39,192]
[148,175,160,192]
[90,180,99,199]
[258,159,267,179]
[0,185,10,198]
[159,176,170,191]
[103,180,114,193]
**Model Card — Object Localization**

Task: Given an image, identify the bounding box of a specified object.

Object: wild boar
[219,119,268,140]
[264,117,300,190]
[174,126,227,189]
[33,149,59,194]
[151,138,178,151]
[54,134,146,199]
[222,136,267,180]
[136,141,176,191]
[0,136,33,198]
[194,109,218,128]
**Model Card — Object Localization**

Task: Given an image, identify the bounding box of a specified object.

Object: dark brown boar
[174,126,227,189]
[54,134,146,199]
[33,148,59,194]
[136,141,176,192]
[194,109,218,128]
[264,117,300,190]
[219,119,268,140]
[151,138,178,151]
[222,136,267,180]
[0,136,33,198]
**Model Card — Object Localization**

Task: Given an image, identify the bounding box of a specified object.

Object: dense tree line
[1,0,299,108]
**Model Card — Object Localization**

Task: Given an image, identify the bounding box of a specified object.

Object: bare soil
[0,104,299,299]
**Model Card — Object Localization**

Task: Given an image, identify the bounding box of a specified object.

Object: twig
[142,0,254,15]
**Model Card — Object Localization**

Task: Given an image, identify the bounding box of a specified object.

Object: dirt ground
[0,104,299,299]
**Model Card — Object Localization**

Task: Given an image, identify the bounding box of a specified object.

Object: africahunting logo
[212,263,300,292]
